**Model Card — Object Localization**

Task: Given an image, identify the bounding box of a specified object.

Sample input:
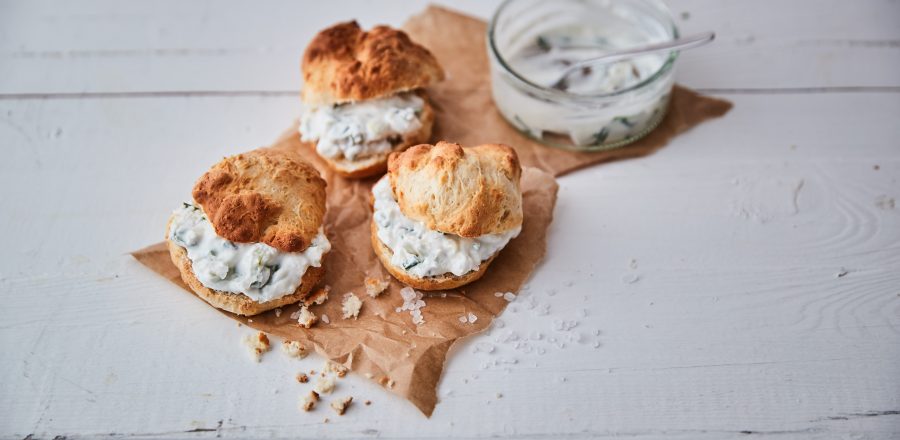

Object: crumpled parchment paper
[132,4,731,417]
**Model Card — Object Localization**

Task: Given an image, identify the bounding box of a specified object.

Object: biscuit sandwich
[166,149,331,316]
[370,141,523,290]
[299,21,445,179]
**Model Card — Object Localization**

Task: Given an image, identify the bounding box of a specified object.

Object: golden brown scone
[317,96,435,178]
[388,142,523,237]
[166,221,325,316]
[370,220,496,291]
[192,149,326,253]
[301,21,444,106]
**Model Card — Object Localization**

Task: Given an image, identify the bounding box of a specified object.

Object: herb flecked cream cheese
[372,177,521,278]
[169,203,330,303]
[299,92,424,161]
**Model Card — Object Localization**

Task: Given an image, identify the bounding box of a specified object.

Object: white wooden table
[2,1,899,438]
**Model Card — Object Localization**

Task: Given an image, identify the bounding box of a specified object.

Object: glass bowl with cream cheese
[487,0,678,150]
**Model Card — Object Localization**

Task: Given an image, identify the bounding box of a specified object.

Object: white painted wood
[1,1,900,439]
[1,0,899,95]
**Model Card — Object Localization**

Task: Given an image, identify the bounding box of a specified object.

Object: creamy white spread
[299,93,424,161]
[169,203,330,303]
[490,6,674,147]
[509,29,665,95]
[372,177,520,278]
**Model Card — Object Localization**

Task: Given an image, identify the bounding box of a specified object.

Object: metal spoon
[550,31,715,91]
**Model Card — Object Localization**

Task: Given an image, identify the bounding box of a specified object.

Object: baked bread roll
[371,142,523,290]
[166,149,331,316]
[299,21,444,178]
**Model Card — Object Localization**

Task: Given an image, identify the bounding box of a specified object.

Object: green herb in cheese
[371,177,521,278]
[169,203,331,303]
[299,92,424,161]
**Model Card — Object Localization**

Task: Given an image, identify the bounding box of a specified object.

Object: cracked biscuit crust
[192,149,326,253]
[387,142,523,238]
[301,21,444,106]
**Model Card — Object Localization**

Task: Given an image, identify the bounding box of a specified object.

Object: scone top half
[371,142,524,290]
[166,149,331,315]
[299,21,445,178]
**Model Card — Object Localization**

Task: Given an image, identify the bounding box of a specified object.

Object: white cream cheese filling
[372,177,521,278]
[169,203,331,303]
[299,92,424,161]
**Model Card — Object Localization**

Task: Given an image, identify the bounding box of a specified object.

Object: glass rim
[487,0,680,100]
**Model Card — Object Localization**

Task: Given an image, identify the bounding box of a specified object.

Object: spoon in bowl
[550,31,715,91]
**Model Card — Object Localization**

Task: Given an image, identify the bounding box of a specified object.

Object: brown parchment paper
[402,5,733,177]
[131,5,733,417]
[132,118,559,415]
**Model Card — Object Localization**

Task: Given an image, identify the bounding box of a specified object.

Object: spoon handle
[553,31,715,89]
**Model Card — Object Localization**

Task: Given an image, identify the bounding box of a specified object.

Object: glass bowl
[487,0,679,151]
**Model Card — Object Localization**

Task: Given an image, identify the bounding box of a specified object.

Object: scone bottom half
[303,91,436,179]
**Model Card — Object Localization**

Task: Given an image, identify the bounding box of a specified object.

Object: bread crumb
[282,340,309,359]
[364,400,372,406]
[296,373,309,383]
[314,376,335,395]
[292,306,318,328]
[330,396,353,415]
[387,379,395,389]
[323,417,330,423]
[241,332,270,362]
[301,391,319,412]
[303,285,331,307]
[325,361,349,378]
[309,370,317,375]
[321,314,330,324]
[341,293,363,319]
[364,277,390,298]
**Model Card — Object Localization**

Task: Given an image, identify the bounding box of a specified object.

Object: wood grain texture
[1,0,899,439]
[0,0,899,95]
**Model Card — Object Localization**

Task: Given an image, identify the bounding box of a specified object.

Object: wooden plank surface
[1,0,899,439]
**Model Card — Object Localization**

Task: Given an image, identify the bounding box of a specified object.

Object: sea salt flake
[621,273,641,284]
[398,287,427,325]
[473,342,495,354]
[503,292,516,302]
